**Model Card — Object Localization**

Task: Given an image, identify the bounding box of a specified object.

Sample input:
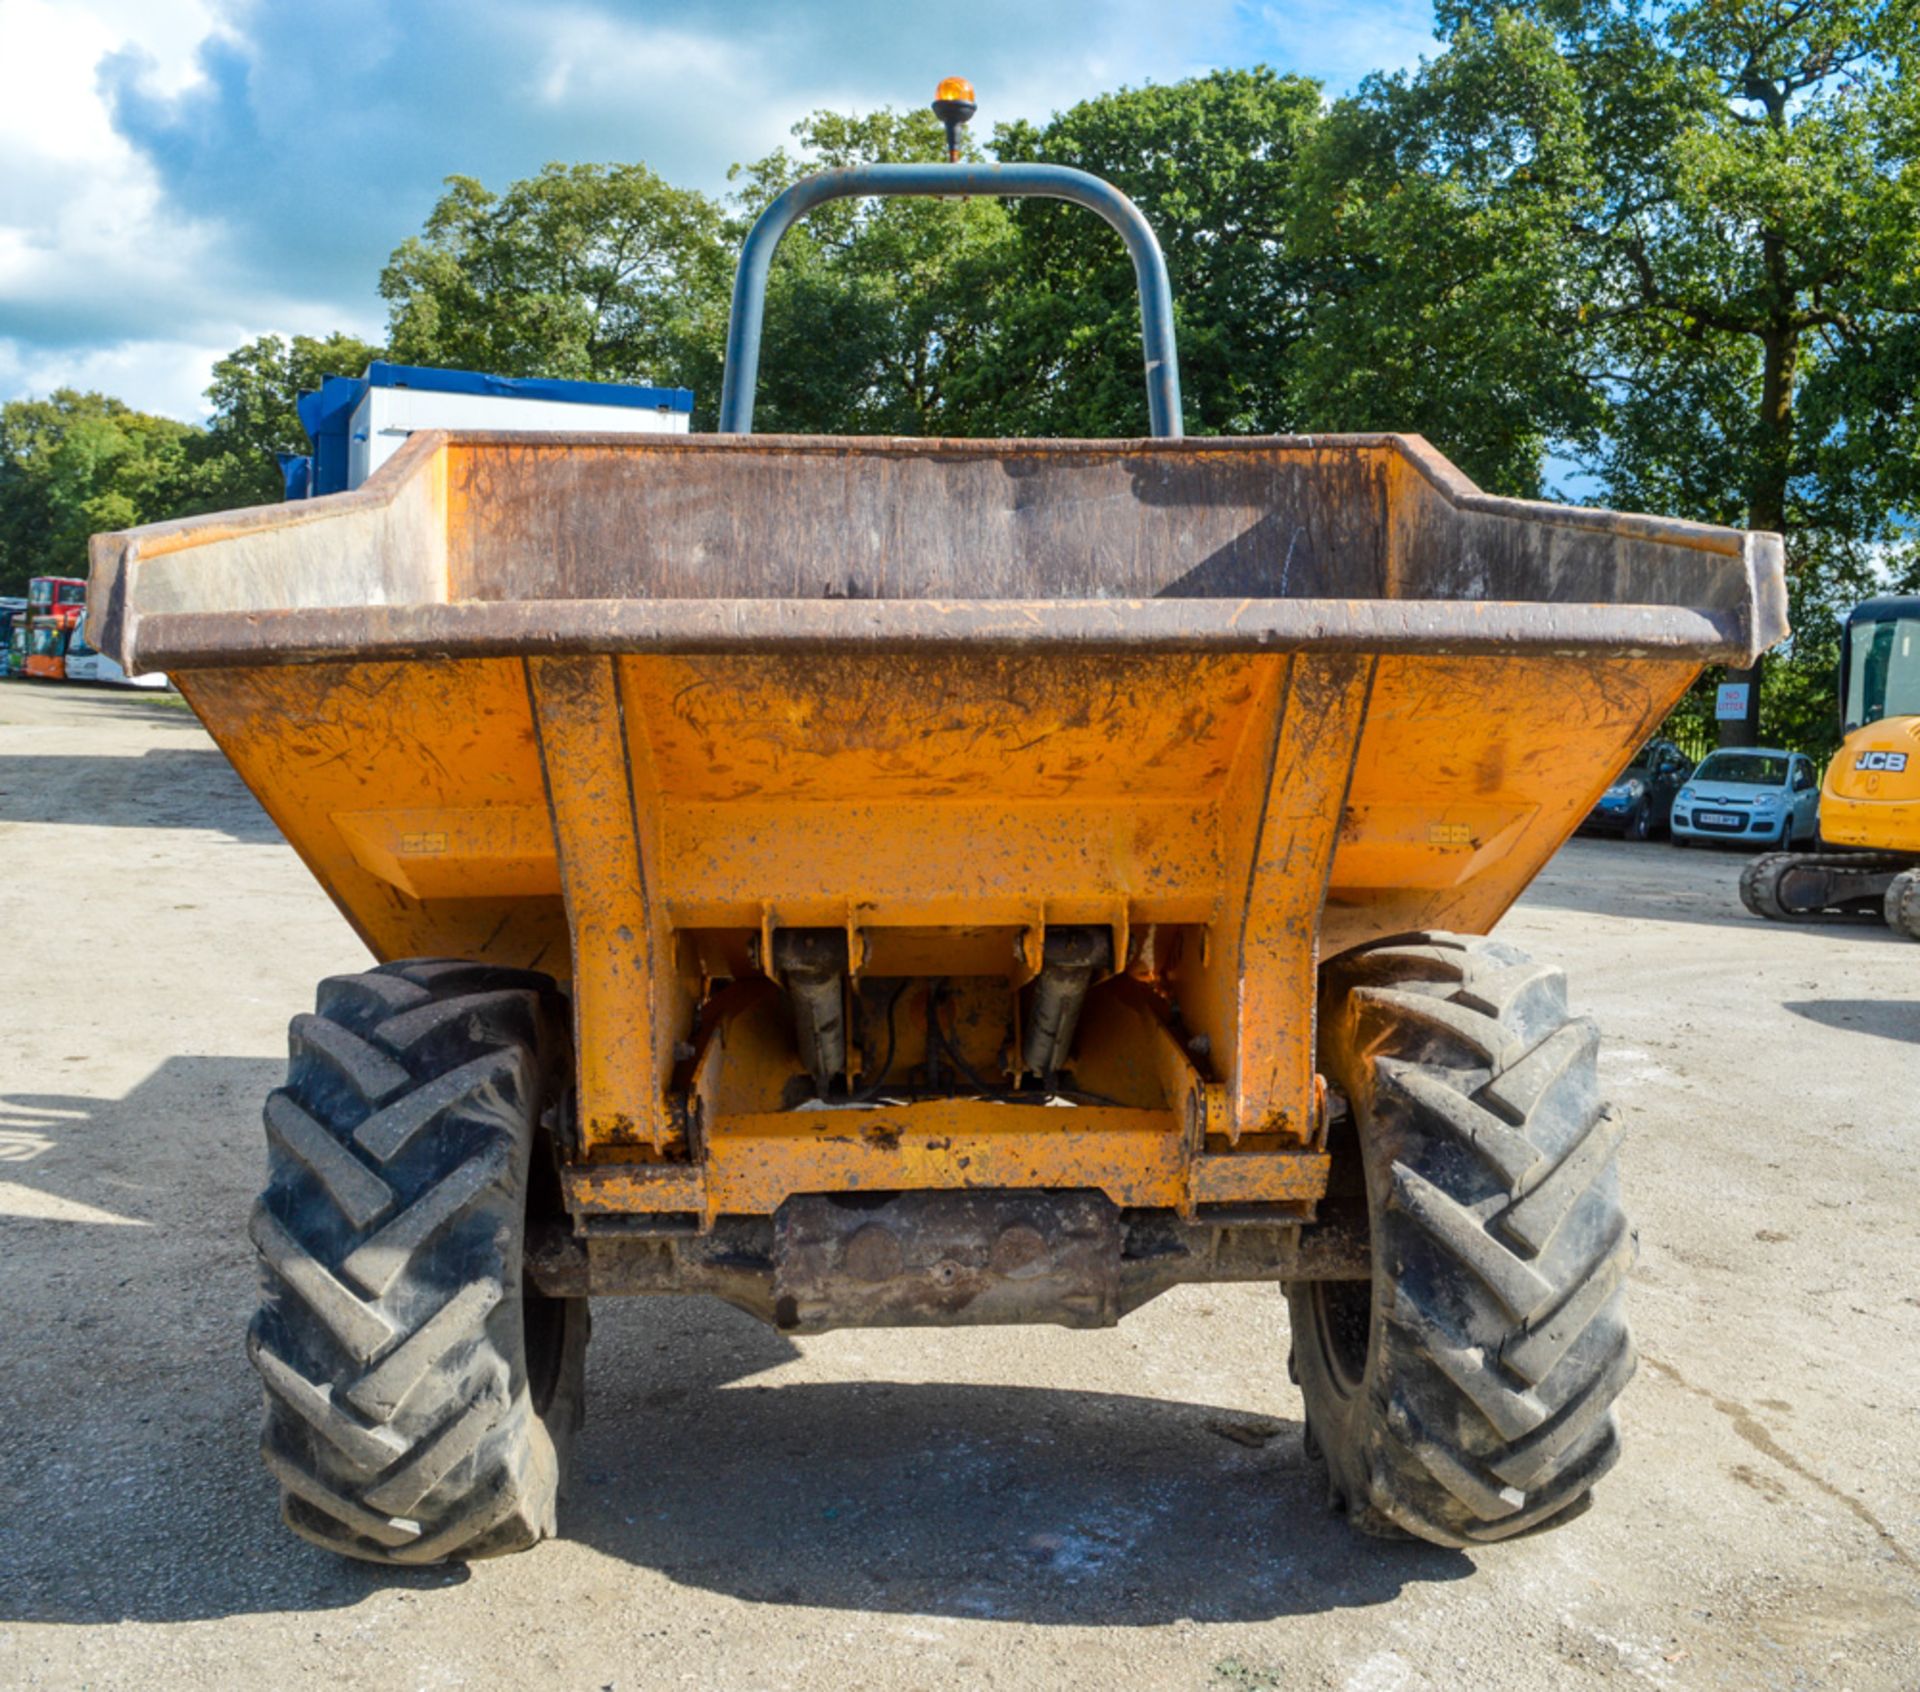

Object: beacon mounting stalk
[931,75,977,162]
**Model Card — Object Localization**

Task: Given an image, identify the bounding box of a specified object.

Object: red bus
[28,576,86,625]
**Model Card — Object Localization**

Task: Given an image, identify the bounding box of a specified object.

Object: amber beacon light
[932,76,977,160]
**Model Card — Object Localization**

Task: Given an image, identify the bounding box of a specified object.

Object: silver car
[1671,748,1820,847]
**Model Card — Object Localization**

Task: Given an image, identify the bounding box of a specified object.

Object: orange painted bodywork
[176,639,1696,1226]
[1821,717,1920,853]
[93,429,1774,1232]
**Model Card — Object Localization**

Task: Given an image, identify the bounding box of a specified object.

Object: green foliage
[0,392,198,593]
[380,163,731,420]
[990,69,1324,438]
[1673,528,1891,759]
[1766,529,1896,757]
[1288,15,1606,495]
[715,73,1327,439]
[1590,0,1920,745]
[6,26,1916,766]
[728,109,1018,435]
[191,331,385,510]
[1298,0,1920,744]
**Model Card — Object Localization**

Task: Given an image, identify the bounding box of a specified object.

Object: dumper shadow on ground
[0,748,280,843]
[0,1057,807,1626]
[566,1327,1468,1625]
[0,1054,1465,1630]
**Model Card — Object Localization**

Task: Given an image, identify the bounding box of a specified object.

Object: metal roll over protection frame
[717,162,1184,438]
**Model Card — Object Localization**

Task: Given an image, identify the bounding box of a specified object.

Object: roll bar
[717,162,1183,438]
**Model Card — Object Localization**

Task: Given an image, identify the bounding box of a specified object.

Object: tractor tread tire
[250,959,586,1565]
[1289,933,1634,1548]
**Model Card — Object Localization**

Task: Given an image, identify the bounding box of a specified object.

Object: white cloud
[0,318,385,419]
[0,0,1443,423]
[520,8,799,186]
[0,0,226,320]
[0,0,359,417]
[534,12,755,109]
[518,0,1247,191]
[0,336,226,416]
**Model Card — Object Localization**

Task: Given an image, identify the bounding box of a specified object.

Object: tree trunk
[1724,312,1798,749]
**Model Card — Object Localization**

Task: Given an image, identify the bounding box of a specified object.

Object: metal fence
[1661,715,1716,762]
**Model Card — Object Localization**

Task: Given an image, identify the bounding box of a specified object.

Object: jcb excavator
[1741,595,1920,938]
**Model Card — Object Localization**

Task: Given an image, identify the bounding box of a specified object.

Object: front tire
[1288,934,1635,1546]
[249,960,587,1563]
[1624,802,1651,842]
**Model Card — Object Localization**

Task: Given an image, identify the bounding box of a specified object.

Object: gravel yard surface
[2,681,1916,1690]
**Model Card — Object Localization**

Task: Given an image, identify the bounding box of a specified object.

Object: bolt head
[989,1223,1050,1279]
[842,1222,904,1283]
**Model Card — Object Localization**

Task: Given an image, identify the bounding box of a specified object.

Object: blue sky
[0,0,1443,421]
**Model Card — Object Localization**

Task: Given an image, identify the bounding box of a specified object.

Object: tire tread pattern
[1291,932,1636,1547]
[250,959,582,1564]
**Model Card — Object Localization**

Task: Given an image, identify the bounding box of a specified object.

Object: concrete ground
[1,680,1916,1692]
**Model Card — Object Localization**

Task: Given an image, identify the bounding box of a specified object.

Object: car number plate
[1697,811,1742,826]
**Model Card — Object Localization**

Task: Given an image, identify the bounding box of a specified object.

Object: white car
[62,612,169,689]
[1671,748,1820,848]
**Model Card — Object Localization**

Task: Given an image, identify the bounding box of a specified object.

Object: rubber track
[1886,869,1920,941]
[1297,933,1636,1547]
[250,959,576,1563]
[1740,851,1912,921]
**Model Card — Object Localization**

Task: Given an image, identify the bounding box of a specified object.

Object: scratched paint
[126,431,1785,1225]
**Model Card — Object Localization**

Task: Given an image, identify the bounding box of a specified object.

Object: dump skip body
[91,428,1783,1233]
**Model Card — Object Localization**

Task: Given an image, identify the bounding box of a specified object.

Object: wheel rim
[522,1281,570,1416]
[522,1117,574,1418]
[1308,1101,1375,1400]
[1310,1278,1373,1399]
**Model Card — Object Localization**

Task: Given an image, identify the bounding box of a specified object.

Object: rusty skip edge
[122,595,1765,669]
[96,425,1768,553]
[87,426,1791,674]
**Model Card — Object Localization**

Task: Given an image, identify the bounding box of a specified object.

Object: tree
[0,391,197,593]
[1555,0,1920,744]
[989,69,1326,439]
[727,108,1018,435]
[1287,17,1605,495]
[1300,1,1920,745]
[380,163,731,418]
[190,331,384,510]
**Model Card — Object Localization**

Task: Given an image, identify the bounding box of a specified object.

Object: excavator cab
[1741,596,1920,938]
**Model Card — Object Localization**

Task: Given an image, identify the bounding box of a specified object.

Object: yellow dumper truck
[90,147,1785,1564]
